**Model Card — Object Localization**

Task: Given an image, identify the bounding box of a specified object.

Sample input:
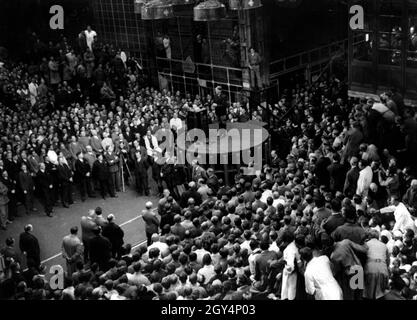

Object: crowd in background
[0,25,417,300]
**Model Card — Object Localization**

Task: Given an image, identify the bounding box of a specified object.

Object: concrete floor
[0,185,159,270]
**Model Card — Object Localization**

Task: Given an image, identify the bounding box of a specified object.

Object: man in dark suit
[142,202,159,245]
[254,241,279,288]
[134,151,149,196]
[213,86,228,130]
[36,163,54,217]
[93,153,115,199]
[322,199,345,235]
[343,156,360,198]
[19,224,41,271]
[1,170,18,220]
[104,145,120,193]
[45,155,60,205]
[75,152,94,201]
[180,182,202,208]
[331,206,366,245]
[89,226,112,271]
[102,214,124,258]
[170,214,186,240]
[327,153,346,193]
[57,157,74,208]
[19,163,37,215]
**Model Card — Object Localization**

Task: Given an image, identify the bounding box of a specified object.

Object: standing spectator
[142,202,159,246]
[163,35,171,59]
[330,238,368,300]
[102,214,124,259]
[48,56,61,88]
[301,247,343,300]
[104,145,120,194]
[134,151,149,196]
[327,153,346,193]
[75,152,94,202]
[80,210,98,262]
[89,227,112,271]
[1,171,18,221]
[19,164,37,215]
[281,232,301,300]
[342,121,363,164]
[344,156,360,198]
[93,153,115,199]
[248,47,262,90]
[0,179,10,230]
[363,229,390,300]
[379,195,416,234]
[61,227,84,276]
[357,160,373,198]
[84,25,97,51]
[403,179,417,214]
[19,224,41,271]
[57,156,74,208]
[36,162,54,217]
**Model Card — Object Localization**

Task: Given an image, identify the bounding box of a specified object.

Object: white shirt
[281,241,298,300]
[169,117,183,130]
[85,29,97,50]
[304,255,343,300]
[261,189,273,204]
[144,135,161,156]
[380,202,416,233]
[273,197,286,209]
[101,137,114,151]
[47,150,58,165]
[28,82,38,106]
[148,241,170,258]
[356,166,373,197]
[197,265,215,284]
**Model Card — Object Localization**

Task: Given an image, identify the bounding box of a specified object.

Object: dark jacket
[92,160,110,181]
[331,222,367,244]
[142,210,159,235]
[58,163,73,184]
[327,162,346,192]
[19,232,40,260]
[89,235,112,266]
[36,170,53,191]
[322,213,345,235]
[343,166,360,197]
[19,171,34,192]
[102,222,124,250]
[75,159,91,180]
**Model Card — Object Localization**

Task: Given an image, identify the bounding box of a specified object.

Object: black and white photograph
[0,0,417,309]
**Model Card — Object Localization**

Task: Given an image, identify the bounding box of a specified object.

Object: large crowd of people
[1,25,417,301]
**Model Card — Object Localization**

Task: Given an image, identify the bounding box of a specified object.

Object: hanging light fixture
[229,0,262,10]
[141,0,175,20]
[134,0,147,14]
[193,0,226,21]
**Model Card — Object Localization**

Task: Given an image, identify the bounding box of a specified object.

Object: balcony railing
[269,38,348,81]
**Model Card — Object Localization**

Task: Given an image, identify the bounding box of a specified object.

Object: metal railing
[269,38,348,81]
[156,56,248,104]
